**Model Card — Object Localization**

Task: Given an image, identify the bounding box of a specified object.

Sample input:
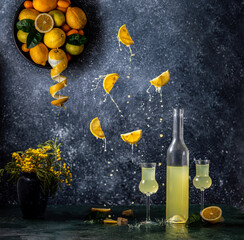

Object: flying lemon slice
[35,13,54,33]
[90,117,105,139]
[103,73,120,94]
[150,70,170,88]
[118,24,134,46]
[121,130,142,145]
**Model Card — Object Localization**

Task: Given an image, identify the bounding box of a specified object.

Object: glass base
[141,220,157,225]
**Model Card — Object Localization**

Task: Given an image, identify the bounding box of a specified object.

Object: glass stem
[200,190,204,211]
[146,194,151,222]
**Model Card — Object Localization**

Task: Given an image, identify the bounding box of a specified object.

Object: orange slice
[91,208,111,213]
[103,73,120,94]
[200,206,222,224]
[103,219,117,224]
[35,13,54,33]
[121,129,142,145]
[90,117,105,139]
[118,24,134,46]
[150,70,170,88]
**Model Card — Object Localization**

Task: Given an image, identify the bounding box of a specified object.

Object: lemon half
[35,13,54,33]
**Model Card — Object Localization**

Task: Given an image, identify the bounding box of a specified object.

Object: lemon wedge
[121,130,142,145]
[90,117,105,139]
[35,13,54,33]
[118,24,134,46]
[150,70,170,88]
[103,73,120,94]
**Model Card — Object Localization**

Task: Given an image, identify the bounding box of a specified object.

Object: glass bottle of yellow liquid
[166,108,189,223]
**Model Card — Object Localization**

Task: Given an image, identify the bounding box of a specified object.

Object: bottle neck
[173,108,184,141]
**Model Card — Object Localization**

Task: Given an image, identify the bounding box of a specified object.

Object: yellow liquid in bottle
[166,166,189,223]
[139,167,158,195]
[193,164,212,190]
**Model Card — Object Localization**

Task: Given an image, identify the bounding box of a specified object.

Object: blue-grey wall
[0,0,243,209]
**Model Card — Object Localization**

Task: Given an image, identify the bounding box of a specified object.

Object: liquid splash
[146,85,152,102]
[91,75,107,91]
[109,94,124,117]
[103,137,107,152]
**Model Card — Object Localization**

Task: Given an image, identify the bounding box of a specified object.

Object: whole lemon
[17,30,29,43]
[30,43,48,66]
[48,49,68,68]
[48,10,65,27]
[44,28,66,48]
[33,0,57,12]
[66,7,87,29]
[18,9,39,21]
[65,43,84,55]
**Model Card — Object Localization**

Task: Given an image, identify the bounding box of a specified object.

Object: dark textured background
[0,0,243,209]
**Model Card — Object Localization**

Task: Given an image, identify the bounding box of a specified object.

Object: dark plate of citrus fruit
[13,0,89,69]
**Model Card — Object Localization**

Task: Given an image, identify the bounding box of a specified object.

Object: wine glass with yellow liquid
[139,163,159,224]
[193,159,212,211]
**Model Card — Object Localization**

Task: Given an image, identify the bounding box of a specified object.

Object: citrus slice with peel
[91,208,111,212]
[118,24,134,46]
[90,117,105,139]
[121,130,142,145]
[103,219,117,224]
[150,70,170,88]
[35,13,54,33]
[103,73,120,94]
[200,206,222,224]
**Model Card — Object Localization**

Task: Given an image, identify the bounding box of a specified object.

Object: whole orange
[33,0,57,12]
[66,7,87,29]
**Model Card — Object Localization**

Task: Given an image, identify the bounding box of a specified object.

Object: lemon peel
[48,49,68,108]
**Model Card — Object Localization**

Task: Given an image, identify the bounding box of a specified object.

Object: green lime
[48,10,65,27]
[65,43,84,55]
[17,30,29,43]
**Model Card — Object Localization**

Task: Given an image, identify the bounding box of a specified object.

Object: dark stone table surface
[0,205,243,240]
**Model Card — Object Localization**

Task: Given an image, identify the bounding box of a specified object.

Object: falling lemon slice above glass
[103,73,120,94]
[150,70,170,88]
[118,24,134,46]
[121,130,142,145]
[90,117,105,139]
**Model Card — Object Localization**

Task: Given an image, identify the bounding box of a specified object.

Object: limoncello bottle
[166,108,189,223]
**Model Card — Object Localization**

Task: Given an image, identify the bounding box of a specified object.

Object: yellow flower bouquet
[0,139,72,197]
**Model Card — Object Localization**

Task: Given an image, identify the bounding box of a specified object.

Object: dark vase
[17,172,48,218]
